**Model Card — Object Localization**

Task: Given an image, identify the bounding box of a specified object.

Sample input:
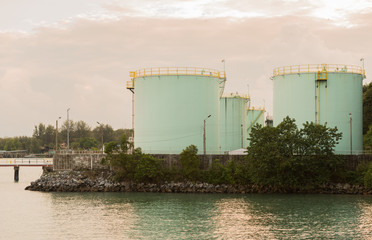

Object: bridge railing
[0,158,53,166]
[55,150,104,155]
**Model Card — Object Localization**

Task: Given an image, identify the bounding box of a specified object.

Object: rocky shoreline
[25,170,372,194]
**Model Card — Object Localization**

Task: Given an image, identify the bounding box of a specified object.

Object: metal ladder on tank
[315,64,328,124]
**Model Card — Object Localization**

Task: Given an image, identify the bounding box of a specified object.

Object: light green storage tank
[246,108,265,146]
[220,94,249,152]
[272,64,365,154]
[127,67,226,154]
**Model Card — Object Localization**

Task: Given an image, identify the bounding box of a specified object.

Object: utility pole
[360,58,366,78]
[97,122,104,153]
[67,108,70,151]
[221,59,225,77]
[349,113,352,155]
[241,124,244,148]
[203,115,211,155]
[55,116,61,152]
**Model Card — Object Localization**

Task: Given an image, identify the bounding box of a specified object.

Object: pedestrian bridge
[0,158,53,182]
[0,158,53,167]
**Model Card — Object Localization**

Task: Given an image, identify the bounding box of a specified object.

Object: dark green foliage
[104,135,164,182]
[0,120,132,153]
[363,162,372,188]
[104,136,137,181]
[0,137,41,153]
[247,117,343,190]
[161,167,183,182]
[207,159,234,184]
[363,124,372,149]
[363,82,372,134]
[231,161,251,185]
[180,145,200,180]
[134,155,163,183]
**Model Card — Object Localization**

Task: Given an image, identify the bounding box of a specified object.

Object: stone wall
[53,152,107,171]
[53,152,372,171]
[152,154,245,170]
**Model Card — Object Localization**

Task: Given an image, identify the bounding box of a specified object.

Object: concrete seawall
[52,151,372,171]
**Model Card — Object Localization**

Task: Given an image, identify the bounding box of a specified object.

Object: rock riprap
[25,170,372,194]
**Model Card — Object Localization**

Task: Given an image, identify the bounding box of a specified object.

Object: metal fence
[273,64,365,77]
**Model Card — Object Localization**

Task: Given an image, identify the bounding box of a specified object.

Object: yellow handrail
[126,80,134,89]
[273,64,365,77]
[129,67,226,79]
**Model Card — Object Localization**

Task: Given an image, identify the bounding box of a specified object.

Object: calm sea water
[1,167,372,240]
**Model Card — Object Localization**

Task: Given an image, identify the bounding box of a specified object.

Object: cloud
[0,13,370,137]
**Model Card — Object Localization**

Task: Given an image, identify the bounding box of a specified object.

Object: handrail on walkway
[273,64,365,77]
[129,67,227,79]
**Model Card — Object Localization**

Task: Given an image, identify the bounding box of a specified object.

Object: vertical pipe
[132,89,135,152]
[241,124,243,148]
[203,119,206,155]
[56,119,58,152]
[315,77,317,124]
[67,108,70,151]
[350,113,353,155]
[318,81,321,124]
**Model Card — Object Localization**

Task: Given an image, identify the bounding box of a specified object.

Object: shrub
[134,155,163,183]
[247,117,343,190]
[207,159,234,184]
[180,145,200,180]
[232,161,250,185]
[364,162,372,188]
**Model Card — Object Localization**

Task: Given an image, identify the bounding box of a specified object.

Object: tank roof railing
[221,93,250,99]
[273,64,365,77]
[129,67,226,79]
[248,107,265,111]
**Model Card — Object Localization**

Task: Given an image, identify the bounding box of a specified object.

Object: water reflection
[31,192,372,239]
[2,169,372,240]
[211,194,372,239]
[126,193,218,239]
[49,193,138,240]
[358,200,372,239]
[212,198,276,239]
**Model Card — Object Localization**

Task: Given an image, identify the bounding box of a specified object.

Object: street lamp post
[241,124,244,148]
[203,115,211,155]
[221,59,225,76]
[67,108,70,151]
[55,116,61,152]
[360,58,365,78]
[97,122,104,153]
[349,113,352,155]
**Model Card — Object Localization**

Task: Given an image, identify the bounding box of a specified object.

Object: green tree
[114,129,133,142]
[33,123,46,140]
[44,125,56,148]
[93,124,115,145]
[134,155,163,183]
[180,145,200,180]
[79,137,98,149]
[74,121,91,140]
[247,117,343,190]
[207,159,234,184]
[363,123,372,149]
[104,134,137,181]
[363,162,372,188]
[363,82,372,134]
[33,123,56,148]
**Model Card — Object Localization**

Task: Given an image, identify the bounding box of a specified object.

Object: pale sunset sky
[0,0,371,137]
